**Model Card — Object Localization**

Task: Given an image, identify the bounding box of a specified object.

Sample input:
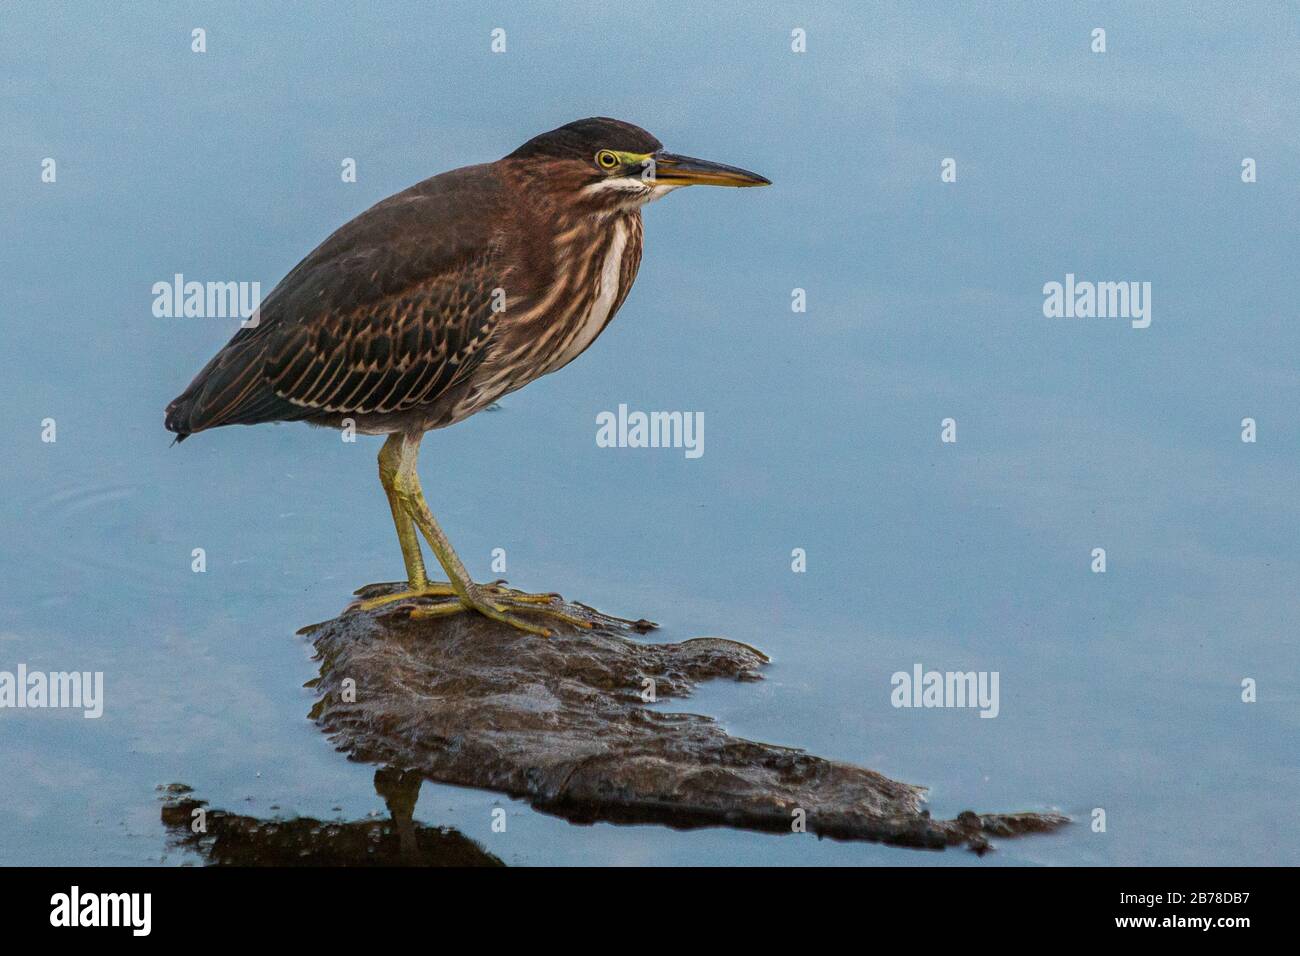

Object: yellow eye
[596,149,619,170]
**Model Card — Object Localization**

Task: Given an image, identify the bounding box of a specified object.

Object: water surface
[2,1,1297,865]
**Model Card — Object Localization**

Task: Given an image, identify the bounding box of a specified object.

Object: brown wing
[165,164,510,437]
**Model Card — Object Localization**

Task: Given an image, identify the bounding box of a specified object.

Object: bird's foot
[408,583,594,638]
[353,579,556,611]
[352,579,651,637]
[353,581,457,611]
[480,580,658,632]
[478,579,564,603]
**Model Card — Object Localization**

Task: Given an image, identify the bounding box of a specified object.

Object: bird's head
[505,117,770,214]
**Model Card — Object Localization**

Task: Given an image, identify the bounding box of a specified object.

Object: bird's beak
[650,151,771,187]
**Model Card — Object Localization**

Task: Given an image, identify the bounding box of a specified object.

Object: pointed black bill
[651,152,770,187]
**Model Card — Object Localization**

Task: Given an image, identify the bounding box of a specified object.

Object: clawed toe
[353,583,457,611]
[356,575,620,638]
[408,594,553,637]
[496,597,593,630]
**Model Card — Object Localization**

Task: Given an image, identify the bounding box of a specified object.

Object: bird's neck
[550,205,640,251]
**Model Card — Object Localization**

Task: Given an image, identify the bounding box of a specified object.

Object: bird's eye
[596,150,619,170]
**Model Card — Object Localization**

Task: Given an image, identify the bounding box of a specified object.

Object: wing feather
[164,164,514,436]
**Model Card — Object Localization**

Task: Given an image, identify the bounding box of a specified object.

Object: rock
[300,585,1069,853]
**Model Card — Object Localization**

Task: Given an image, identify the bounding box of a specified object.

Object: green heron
[165,117,769,635]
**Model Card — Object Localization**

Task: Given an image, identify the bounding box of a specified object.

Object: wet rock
[301,585,1069,852]
[159,770,501,866]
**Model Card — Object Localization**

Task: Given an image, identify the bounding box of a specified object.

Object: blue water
[2,2,1296,865]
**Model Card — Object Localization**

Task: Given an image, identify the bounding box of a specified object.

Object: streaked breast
[545,216,637,373]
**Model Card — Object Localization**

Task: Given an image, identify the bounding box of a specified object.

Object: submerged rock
[301,585,1068,853]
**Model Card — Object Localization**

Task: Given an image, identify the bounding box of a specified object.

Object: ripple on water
[22,478,188,601]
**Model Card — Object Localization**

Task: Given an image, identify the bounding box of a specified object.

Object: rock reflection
[159,770,502,866]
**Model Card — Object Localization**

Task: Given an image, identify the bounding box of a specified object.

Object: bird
[165,117,769,636]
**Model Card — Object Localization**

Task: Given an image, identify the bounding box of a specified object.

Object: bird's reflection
[159,769,502,866]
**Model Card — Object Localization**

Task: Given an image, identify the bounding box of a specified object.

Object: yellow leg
[367,431,592,636]
[380,433,429,587]
[356,435,455,611]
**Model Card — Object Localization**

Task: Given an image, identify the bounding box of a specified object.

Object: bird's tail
[164,390,197,443]
[163,336,262,442]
